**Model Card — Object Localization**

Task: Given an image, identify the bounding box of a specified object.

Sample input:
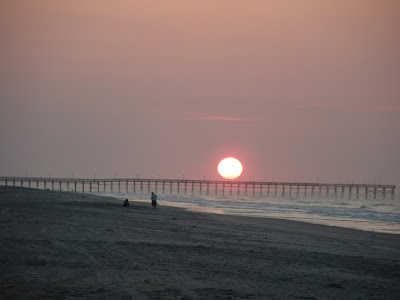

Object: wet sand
[1,187,399,299]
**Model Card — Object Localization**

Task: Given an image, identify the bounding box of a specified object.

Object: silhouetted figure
[151,192,157,210]
[123,199,130,207]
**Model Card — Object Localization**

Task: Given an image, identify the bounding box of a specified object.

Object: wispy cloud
[184,111,253,123]
[134,108,256,126]
[194,116,249,121]
[296,104,400,113]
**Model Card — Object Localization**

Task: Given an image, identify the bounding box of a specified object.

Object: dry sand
[1,187,399,300]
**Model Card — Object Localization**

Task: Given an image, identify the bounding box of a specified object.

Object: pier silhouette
[0,177,395,200]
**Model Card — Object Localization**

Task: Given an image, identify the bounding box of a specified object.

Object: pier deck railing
[0,177,395,200]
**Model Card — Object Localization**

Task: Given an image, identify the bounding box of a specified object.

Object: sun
[218,157,243,179]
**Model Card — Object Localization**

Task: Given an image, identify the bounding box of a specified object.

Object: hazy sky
[1,1,399,185]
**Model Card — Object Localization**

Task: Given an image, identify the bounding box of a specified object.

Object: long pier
[0,177,395,200]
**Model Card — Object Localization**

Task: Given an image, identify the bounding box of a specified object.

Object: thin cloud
[184,112,252,122]
[296,104,400,113]
[137,109,255,123]
[197,116,249,121]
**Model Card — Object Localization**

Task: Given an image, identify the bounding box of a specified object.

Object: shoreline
[1,187,400,299]
[110,193,400,235]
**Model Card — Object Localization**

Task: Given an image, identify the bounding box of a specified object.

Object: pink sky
[1,1,399,186]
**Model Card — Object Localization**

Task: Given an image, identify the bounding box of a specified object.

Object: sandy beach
[1,187,399,299]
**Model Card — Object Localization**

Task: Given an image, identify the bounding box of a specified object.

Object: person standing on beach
[151,192,157,210]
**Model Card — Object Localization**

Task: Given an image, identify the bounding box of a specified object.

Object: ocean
[100,191,400,235]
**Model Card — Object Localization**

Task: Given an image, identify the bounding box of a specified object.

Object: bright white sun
[218,157,243,179]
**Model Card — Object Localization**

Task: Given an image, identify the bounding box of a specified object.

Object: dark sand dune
[1,187,399,299]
